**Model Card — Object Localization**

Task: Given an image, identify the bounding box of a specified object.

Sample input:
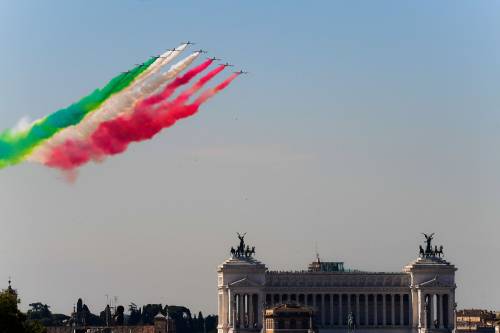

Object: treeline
[24,298,217,333]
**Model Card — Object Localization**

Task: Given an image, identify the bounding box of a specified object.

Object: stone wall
[46,326,155,333]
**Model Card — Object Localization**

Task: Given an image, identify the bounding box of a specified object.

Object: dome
[155,311,167,321]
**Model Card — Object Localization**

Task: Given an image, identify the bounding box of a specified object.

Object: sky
[0,0,499,315]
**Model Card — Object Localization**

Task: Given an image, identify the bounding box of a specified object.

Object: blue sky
[0,1,499,314]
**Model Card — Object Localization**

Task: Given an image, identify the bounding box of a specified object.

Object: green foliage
[23,320,46,333]
[0,290,47,333]
[127,303,141,326]
[0,290,25,333]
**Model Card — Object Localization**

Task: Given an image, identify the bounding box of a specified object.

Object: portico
[217,234,456,333]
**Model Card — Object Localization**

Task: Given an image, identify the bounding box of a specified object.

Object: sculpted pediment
[229,277,262,288]
[418,276,450,288]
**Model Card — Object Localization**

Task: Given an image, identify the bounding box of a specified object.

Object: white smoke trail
[27,47,201,164]
[11,116,32,134]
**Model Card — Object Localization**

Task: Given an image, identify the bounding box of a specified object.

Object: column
[374,294,378,326]
[338,294,343,326]
[382,294,386,326]
[257,294,263,329]
[248,294,254,327]
[240,294,245,327]
[391,294,395,326]
[398,294,403,326]
[448,293,455,330]
[228,290,232,326]
[347,294,351,318]
[365,294,369,327]
[356,294,360,327]
[233,293,240,327]
[330,294,334,327]
[410,289,418,328]
[438,294,444,329]
[322,294,326,327]
[418,291,425,329]
[408,292,413,327]
[429,294,434,328]
[224,290,229,328]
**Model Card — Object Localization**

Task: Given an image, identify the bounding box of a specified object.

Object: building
[217,234,457,333]
[264,304,315,333]
[456,309,497,332]
[46,310,175,333]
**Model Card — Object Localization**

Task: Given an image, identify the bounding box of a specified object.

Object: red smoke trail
[45,67,236,171]
[139,58,213,108]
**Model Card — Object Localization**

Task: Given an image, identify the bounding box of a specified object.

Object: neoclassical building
[217,234,457,333]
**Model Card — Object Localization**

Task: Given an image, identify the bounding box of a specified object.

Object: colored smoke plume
[45,68,238,171]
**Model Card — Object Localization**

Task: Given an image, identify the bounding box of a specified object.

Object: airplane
[196,49,208,54]
[183,41,196,45]
[234,70,249,74]
[208,57,221,61]
[220,62,234,67]
[151,48,179,59]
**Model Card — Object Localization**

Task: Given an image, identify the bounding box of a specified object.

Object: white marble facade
[217,245,457,333]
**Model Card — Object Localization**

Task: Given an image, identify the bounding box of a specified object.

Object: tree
[141,304,163,324]
[0,290,25,333]
[0,290,46,333]
[27,303,52,323]
[127,303,141,326]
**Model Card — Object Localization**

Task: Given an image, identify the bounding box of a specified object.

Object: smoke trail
[0,58,155,168]
[28,48,194,164]
[92,65,227,154]
[45,67,236,171]
[136,43,188,81]
[44,63,219,167]
[138,58,214,108]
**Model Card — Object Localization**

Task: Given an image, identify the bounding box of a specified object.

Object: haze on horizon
[0,0,499,316]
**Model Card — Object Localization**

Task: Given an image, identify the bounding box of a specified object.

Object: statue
[347,312,355,333]
[231,233,255,259]
[422,233,435,254]
[419,245,425,257]
[418,233,444,258]
[237,232,246,254]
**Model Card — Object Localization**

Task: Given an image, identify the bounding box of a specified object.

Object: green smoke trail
[0,57,156,168]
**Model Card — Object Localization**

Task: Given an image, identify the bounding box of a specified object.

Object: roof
[403,256,456,273]
[265,303,313,316]
[154,312,166,320]
[218,256,267,271]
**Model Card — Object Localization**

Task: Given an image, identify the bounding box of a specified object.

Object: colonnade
[265,293,411,328]
[419,292,452,330]
[228,292,260,329]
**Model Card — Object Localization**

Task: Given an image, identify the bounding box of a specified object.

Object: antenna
[315,242,320,263]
